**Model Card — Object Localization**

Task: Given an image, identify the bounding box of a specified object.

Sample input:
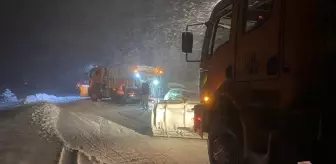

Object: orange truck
[182,0,334,163]
[87,65,164,101]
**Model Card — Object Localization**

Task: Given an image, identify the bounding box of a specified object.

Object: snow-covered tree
[0,89,18,103]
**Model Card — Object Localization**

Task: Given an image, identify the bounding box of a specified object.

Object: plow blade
[151,99,206,139]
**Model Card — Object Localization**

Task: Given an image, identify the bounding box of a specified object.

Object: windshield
[201,4,233,59]
[164,89,198,100]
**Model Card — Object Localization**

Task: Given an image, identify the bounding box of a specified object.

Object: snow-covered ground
[0,103,63,164]
[0,89,313,164]
[54,101,209,164]
[0,91,208,164]
[24,93,87,104]
[0,100,23,109]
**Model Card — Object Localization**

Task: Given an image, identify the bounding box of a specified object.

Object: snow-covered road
[0,99,209,164]
[0,103,62,164]
[56,100,209,164]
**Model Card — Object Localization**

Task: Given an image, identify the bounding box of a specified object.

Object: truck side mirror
[182,32,193,53]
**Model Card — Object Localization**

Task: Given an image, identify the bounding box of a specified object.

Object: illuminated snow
[0,89,18,103]
[24,93,87,104]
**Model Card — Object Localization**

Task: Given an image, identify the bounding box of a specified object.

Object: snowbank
[0,90,86,109]
[31,102,63,141]
[24,93,87,104]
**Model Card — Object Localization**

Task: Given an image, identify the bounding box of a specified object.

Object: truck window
[210,4,233,56]
[244,0,273,32]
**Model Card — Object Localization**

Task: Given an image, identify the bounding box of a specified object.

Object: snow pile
[0,89,18,103]
[24,93,86,104]
[31,102,63,142]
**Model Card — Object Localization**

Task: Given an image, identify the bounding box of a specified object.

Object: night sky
[1,0,135,92]
[0,0,215,95]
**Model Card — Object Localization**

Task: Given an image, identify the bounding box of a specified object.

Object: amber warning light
[203,96,210,102]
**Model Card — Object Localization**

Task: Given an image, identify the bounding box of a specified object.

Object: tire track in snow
[68,111,177,164]
[75,112,175,164]
[32,102,179,164]
[70,113,116,163]
[22,101,178,164]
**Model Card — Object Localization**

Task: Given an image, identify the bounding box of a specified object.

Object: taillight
[117,89,124,95]
[193,115,201,132]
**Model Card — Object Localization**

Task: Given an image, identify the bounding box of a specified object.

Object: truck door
[201,3,238,94]
[233,0,283,153]
[235,0,281,81]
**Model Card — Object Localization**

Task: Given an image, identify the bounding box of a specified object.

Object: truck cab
[182,0,334,163]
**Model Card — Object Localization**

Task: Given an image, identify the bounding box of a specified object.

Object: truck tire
[88,86,98,101]
[208,133,240,164]
[208,116,242,164]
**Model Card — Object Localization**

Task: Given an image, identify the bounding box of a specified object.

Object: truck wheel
[208,114,243,164]
[208,131,241,164]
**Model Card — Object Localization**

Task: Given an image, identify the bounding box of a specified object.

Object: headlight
[153,79,159,85]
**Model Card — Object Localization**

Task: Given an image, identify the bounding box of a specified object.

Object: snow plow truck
[86,64,164,102]
[182,0,335,163]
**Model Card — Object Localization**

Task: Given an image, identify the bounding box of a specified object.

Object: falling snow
[103,0,220,86]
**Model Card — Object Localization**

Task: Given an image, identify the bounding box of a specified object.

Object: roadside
[0,98,209,164]
[0,104,62,164]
